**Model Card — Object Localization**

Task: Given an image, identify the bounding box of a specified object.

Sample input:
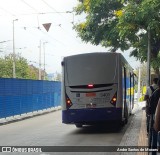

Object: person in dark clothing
[154,99,160,153]
[149,79,160,154]
[150,81,160,115]
[144,78,159,101]
[144,78,158,134]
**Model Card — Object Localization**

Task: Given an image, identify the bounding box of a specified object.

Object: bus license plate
[86,93,96,97]
[86,104,96,108]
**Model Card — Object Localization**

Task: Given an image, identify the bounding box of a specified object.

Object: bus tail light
[66,95,72,108]
[110,92,117,106]
[87,84,94,88]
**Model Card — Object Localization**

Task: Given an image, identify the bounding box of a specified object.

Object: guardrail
[0,78,61,119]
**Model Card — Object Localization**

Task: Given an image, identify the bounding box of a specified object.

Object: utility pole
[39,40,41,80]
[12,19,18,78]
[147,26,151,87]
[43,42,47,80]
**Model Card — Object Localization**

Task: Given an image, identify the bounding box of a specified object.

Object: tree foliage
[75,0,124,51]
[74,0,160,74]
[0,54,38,79]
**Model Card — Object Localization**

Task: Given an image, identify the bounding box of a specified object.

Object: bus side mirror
[61,61,64,66]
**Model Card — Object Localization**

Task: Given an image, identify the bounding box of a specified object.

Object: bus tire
[124,106,128,124]
[120,120,125,127]
[75,124,83,128]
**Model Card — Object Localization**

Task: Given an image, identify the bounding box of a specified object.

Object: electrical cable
[0,7,16,16]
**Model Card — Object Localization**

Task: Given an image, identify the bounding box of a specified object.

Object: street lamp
[13,19,18,78]
[38,40,41,80]
[43,42,48,80]
[16,47,27,50]
[0,40,11,43]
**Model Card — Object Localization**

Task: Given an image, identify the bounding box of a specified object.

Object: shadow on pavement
[72,123,126,134]
[71,113,135,135]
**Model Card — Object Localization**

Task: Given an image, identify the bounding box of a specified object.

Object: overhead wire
[21,25,65,46]
[41,0,65,17]
[1,0,81,45]
[20,0,40,28]
[40,0,82,44]
[0,1,65,74]
[0,1,84,64]
[10,11,66,16]
[0,6,41,60]
[20,0,39,12]
[41,0,75,26]
[36,27,67,46]
[0,7,16,16]
[19,0,69,47]
[19,11,78,44]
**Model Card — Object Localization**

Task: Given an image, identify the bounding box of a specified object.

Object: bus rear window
[65,54,117,86]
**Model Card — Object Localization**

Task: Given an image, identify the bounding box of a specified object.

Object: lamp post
[39,40,41,80]
[43,42,48,80]
[13,19,18,78]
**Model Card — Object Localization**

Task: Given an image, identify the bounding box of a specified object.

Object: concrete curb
[0,106,61,126]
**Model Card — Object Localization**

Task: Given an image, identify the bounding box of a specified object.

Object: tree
[117,0,160,75]
[0,54,14,78]
[0,54,39,79]
[15,54,30,78]
[75,0,124,50]
[74,0,160,75]
[27,65,39,80]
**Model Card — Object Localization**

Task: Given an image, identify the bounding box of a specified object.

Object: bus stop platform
[119,102,148,155]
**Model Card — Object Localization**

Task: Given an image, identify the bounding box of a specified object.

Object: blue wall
[0,78,61,119]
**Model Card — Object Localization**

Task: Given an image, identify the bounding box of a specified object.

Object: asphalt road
[0,102,143,155]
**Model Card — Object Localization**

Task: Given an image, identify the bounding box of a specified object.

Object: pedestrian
[154,98,160,152]
[148,78,160,154]
[144,78,158,100]
[144,77,158,134]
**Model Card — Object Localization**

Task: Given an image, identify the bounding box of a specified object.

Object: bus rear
[61,53,123,127]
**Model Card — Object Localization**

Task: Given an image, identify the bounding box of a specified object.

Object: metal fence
[0,78,61,119]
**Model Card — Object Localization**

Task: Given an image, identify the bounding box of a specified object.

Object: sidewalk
[118,102,148,155]
[137,109,148,155]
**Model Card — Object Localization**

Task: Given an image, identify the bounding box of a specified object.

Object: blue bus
[61,52,135,128]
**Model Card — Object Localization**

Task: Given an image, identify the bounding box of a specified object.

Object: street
[0,102,144,155]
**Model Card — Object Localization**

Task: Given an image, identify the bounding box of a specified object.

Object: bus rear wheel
[75,124,83,128]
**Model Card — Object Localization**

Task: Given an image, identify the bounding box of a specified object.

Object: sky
[0,0,140,74]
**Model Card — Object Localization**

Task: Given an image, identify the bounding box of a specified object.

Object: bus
[61,52,135,128]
